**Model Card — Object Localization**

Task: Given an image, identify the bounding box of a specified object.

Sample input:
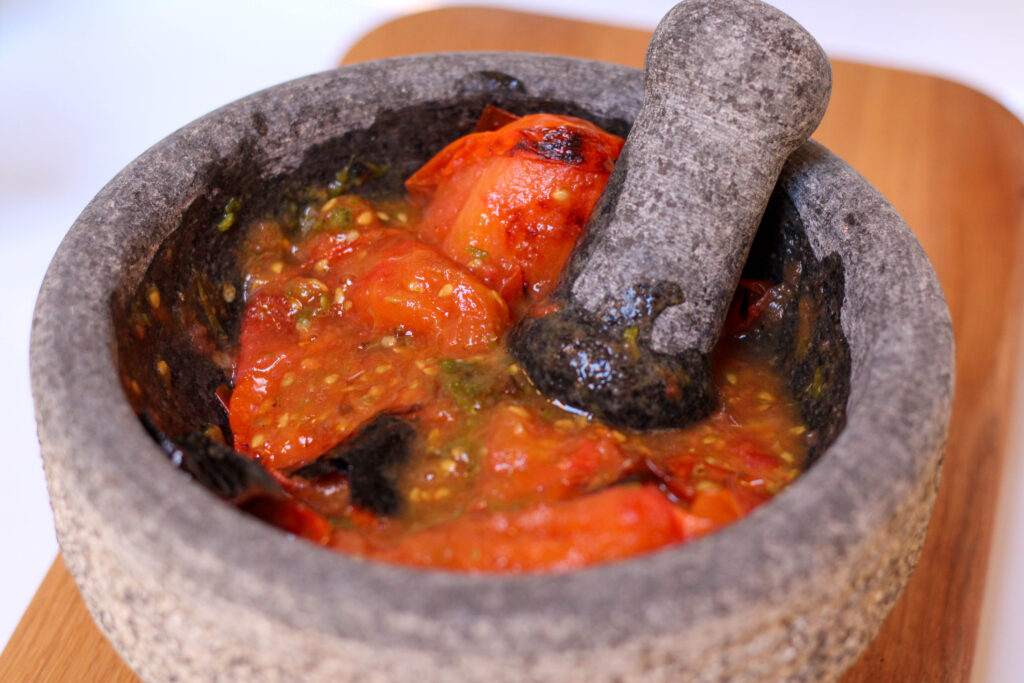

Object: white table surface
[2,0,1022,679]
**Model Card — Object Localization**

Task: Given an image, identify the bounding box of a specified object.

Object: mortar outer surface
[30,54,953,681]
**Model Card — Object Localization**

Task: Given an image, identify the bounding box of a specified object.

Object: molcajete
[31,52,953,682]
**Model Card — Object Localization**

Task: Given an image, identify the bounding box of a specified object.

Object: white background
[2,0,1022,679]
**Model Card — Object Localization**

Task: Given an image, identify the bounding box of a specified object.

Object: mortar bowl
[31,53,953,682]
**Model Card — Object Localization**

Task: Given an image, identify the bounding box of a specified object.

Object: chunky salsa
[226,109,806,571]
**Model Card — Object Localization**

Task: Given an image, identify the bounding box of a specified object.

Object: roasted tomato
[407,113,624,306]
[331,484,688,571]
[230,229,508,471]
[348,238,509,352]
[473,404,636,505]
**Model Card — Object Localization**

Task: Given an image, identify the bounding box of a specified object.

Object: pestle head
[510,0,832,430]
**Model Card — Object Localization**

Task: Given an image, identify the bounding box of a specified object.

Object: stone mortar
[31,53,953,682]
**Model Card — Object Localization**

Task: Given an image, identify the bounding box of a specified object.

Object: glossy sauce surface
[227,111,807,571]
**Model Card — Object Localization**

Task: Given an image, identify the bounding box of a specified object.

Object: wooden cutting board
[4,7,1023,682]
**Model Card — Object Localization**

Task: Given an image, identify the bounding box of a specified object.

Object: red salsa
[227,110,806,572]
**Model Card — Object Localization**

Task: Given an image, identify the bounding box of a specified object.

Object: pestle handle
[570,0,832,355]
[510,0,831,430]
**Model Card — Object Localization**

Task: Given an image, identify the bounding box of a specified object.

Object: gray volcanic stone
[31,50,951,683]
[510,0,831,429]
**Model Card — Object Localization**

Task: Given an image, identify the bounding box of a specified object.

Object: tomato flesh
[331,485,689,572]
[407,113,624,307]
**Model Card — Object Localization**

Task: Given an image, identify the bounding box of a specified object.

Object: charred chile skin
[510,284,715,429]
[144,409,417,518]
[142,414,283,503]
[290,413,416,517]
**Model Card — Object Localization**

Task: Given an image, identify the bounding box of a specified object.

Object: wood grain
[0,557,139,682]
[4,7,1022,682]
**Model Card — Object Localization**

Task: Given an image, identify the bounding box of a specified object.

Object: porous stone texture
[32,52,952,682]
[511,0,832,429]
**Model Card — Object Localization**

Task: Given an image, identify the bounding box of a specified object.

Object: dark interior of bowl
[112,88,851,516]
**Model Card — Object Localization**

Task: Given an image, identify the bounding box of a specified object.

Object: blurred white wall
[1,0,1020,678]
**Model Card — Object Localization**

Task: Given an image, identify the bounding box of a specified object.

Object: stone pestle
[509,0,832,430]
